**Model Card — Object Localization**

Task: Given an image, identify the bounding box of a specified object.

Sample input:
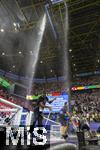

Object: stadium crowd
[0,75,100,123]
[71,90,100,122]
[72,76,100,86]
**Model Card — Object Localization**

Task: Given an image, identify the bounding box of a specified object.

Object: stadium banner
[72,85,100,91]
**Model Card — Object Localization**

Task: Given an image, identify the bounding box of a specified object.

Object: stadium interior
[0,0,100,150]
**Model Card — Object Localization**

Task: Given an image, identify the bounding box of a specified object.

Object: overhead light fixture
[69,49,72,52]
[15,27,18,31]
[2,52,5,55]
[13,22,16,26]
[73,64,76,66]
[12,65,15,68]
[40,61,43,64]
[18,51,22,54]
[97,59,100,63]
[32,71,35,74]
[50,69,53,72]
[30,51,33,55]
[0,29,4,32]
[75,68,77,71]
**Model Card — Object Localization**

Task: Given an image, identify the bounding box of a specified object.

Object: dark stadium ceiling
[0,0,100,79]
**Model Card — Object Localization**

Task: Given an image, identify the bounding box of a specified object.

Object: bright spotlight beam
[62,3,71,112]
[28,14,46,94]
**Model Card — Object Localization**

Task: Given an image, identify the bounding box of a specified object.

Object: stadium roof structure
[0,0,99,79]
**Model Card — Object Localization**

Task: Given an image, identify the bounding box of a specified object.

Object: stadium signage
[72,85,100,91]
